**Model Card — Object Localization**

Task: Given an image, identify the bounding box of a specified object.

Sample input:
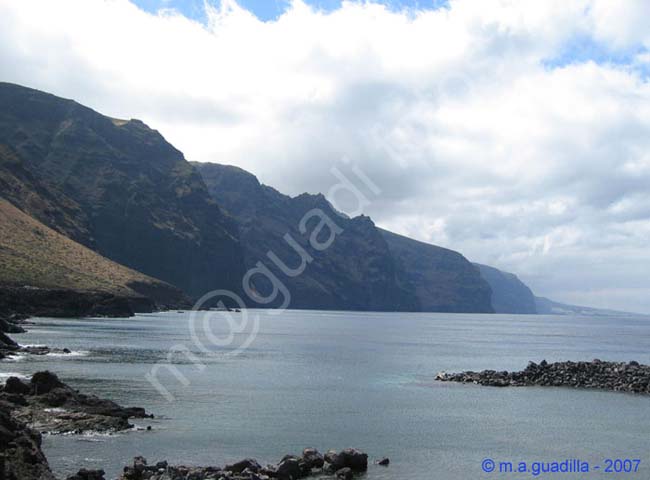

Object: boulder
[225,458,261,474]
[276,457,305,480]
[0,330,19,350]
[324,449,368,473]
[339,448,368,472]
[31,371,65,395]
[302,447,325,469]
[66,468,106,480]
[4,377,31,395]
[336,467,354,480]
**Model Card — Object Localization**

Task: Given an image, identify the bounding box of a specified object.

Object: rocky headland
[436,359,650,395]
[1,371,151,479]
[0,314,25,360]
[0,314,75,361]
[1,371,151,435]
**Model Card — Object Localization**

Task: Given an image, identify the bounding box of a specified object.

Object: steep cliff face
[474,263,537,314]
[381,230,494,313]
[195,163,419,311]
[0,83,244,297]
[195,162,494,313]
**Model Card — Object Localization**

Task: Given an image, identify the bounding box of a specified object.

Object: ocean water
[2,310,650,479]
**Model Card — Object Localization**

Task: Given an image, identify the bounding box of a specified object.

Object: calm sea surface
[2,310,649,479]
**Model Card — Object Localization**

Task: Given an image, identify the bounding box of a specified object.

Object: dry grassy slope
[0,198,185,302]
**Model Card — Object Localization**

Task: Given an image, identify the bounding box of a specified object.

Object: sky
[1,0,650,313]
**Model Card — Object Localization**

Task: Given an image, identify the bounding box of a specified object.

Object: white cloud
[1,0,649,312]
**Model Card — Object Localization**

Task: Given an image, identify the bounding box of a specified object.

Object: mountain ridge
[194,162,494,313]
[0,82,629,316]
[0,82,245,298]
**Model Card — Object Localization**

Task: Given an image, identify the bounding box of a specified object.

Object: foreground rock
[0,314,27,334]
[0,315,25,360]
[436,360,650,395]
[120,448,372,480]
[0,394,56,480]
[66,469,106,480]
[1,371,151,435]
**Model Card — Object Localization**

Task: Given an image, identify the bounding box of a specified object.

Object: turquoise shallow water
[2,310,650,479]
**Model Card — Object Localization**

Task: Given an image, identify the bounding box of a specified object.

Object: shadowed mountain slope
[195,162,494,313]
[0,82,244,298]
[195,163,418,311]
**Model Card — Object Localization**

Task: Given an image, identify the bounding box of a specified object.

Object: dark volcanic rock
[276,456,307,479]
[119,449,371,480]
[0,330,19,350]
[0,316,26,333]
[30,371,66,395]
[336,467,354,480]
[0,322,21,360]
[324,448,368,473]
[302,447,325,469]
[0,397,56,480]
[436,360,650,395]
[4,377,31,395]
[224,458,261,474]
[66,469,106,480]
[0,371,150,435]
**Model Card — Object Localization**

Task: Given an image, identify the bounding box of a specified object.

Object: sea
[2,309,649,479]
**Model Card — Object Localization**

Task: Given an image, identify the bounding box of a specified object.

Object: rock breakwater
[119,448,375,480]
[436,360,650,395]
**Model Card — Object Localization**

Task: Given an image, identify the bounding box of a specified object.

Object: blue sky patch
[543,34,649,75]
[131,0,450,22]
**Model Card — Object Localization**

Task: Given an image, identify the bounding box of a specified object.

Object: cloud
[1,0,649,312]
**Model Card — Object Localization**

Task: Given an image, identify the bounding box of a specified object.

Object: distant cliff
[195,163,418,311]
[0,82,244,298]
[2,82,600,316]
[381,230,494,313]
[195,162,494,313]
[474,263,537,314]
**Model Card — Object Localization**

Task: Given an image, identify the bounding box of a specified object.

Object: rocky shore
[1,371,152,479]
[0,314,76,361]
[436,359,650,394]
[0,314,24,360]
[0,285,150,320]
[1,370,383,480]
[118,447,380,480]
[1,371,152,435]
